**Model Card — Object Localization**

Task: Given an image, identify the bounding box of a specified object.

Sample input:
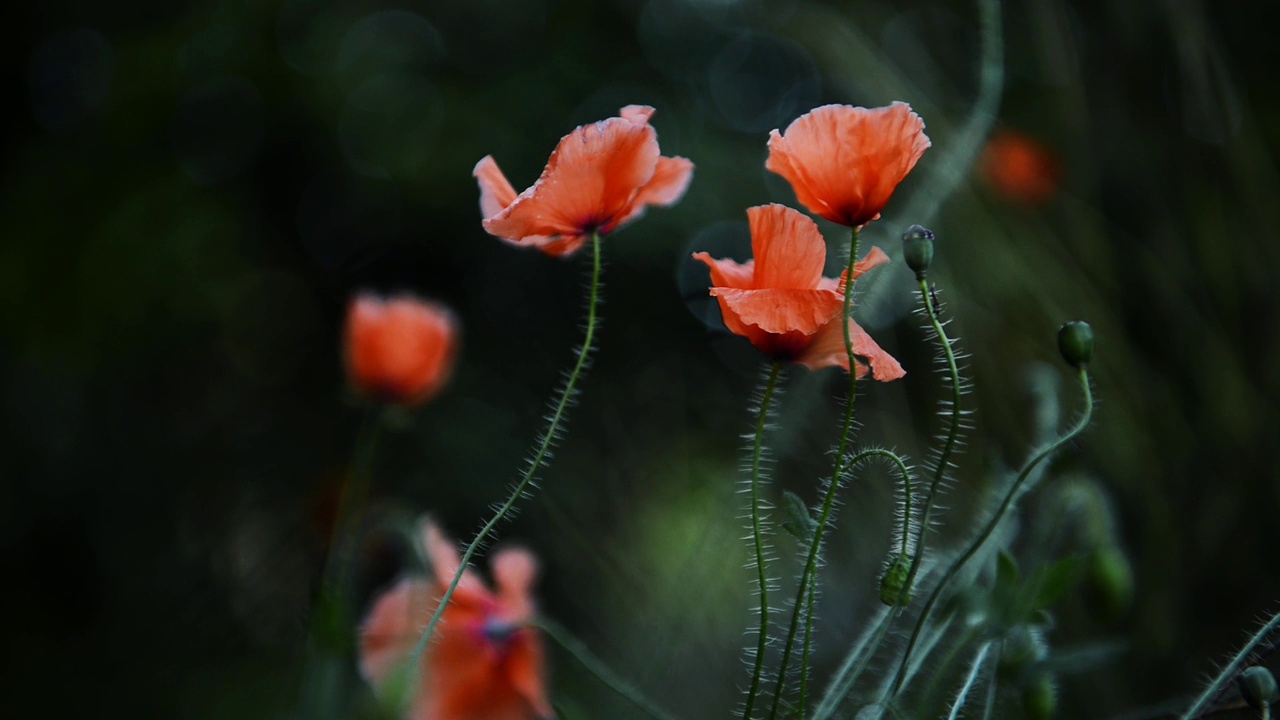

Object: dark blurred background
[3,0,1278,717]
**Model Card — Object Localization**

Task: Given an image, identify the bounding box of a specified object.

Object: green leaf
[996,550,1020,590]
[781,491,816,543]
[1030,556,1083,610]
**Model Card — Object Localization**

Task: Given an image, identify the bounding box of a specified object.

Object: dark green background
[3,0,1277,717]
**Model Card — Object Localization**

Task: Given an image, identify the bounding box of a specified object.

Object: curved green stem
[744,361,784,720]
[536,618,682,720]
[888,367,1094,698]
[1180,608,1280,719]
[406,233,604,676]
[766,226,862,720]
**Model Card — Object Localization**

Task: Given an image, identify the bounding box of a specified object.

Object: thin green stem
[945,642,993,720]
[1180,608,1280,719]
[766,226,862,720]
[901,275,963,608]
[325,405,385,600]
[536,618,682,720]
[744,361,784,720]
[889,368,1094,698]
[980,645,1001,720]
[297,405,384,715]
[406,233,604,677]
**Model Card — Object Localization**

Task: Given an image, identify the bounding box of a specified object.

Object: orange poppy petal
[619,104,655,125]
[483,118,660,241]
[747,204,829,290]
[358,577,434,687]
[474,156,519,220]
[830,245,892,293]
[492,547,538,618]
[691,252,755,290]
[767,103,930,227]
[633,155,694,208]
[711,287,844,336]
[506,633,554,719]
[795,316,905,380]
[420,517,486,596]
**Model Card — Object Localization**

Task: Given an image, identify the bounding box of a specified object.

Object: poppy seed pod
[1057,320,1094,368]
[1238,666,1278,711]
[901,224,935,275]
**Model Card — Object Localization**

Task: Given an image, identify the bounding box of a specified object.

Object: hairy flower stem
[1180,608,1280,719]
[945,642,993,720]
[900,275,964,605]
[536,618,682,720]
[406,233,604,676]
[744,361,784,720]
[766,226,862,720]
[888,367,1094,698]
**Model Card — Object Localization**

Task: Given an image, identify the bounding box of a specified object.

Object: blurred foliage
[3,0,1279,717]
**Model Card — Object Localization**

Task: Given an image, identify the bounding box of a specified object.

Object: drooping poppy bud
[879,555,913,606]
[1057,320,1094,369]
[1238,666,1279,711]
[345,294,459,407]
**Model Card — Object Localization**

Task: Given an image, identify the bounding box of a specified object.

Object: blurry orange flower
[345,294,458,407]
[360,518,551,720]
[474,105,694,257]
[692,204,904,379]
[979,130,1060,204]
[766,102,930,228]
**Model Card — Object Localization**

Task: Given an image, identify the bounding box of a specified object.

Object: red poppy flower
[360,518,551,720]
[766,102,930,228]
[474,105,694,257]
[692,204,904,379]
[345,294,458,407]
[979,130,1060,204]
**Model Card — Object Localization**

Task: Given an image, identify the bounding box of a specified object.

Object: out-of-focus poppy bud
[979,130,1061,205]
[345,294,459,407]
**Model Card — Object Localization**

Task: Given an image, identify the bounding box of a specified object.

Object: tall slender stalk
[766,226,863,720]
[945,642,993,720]
[888,368,1095,697]
[405,233,604,676]
[900,275,965,607]
[744,361,784,720]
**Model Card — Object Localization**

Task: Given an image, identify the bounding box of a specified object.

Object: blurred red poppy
[345,294,458,407]
[766,102,930,228]
[979,130,1060,204]
[360,518,551,720]
[692,204,904,379]
[474,105,694,257]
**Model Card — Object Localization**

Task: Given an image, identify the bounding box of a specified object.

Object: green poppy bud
[1238,666,1278,710]
[879,556,913,606]
[1088,546,1135,621]
[998,625,1048,681]
[901,224,935,275]
[1057,320,1094,368]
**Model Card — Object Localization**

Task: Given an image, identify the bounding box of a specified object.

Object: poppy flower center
[481,617,520,647]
